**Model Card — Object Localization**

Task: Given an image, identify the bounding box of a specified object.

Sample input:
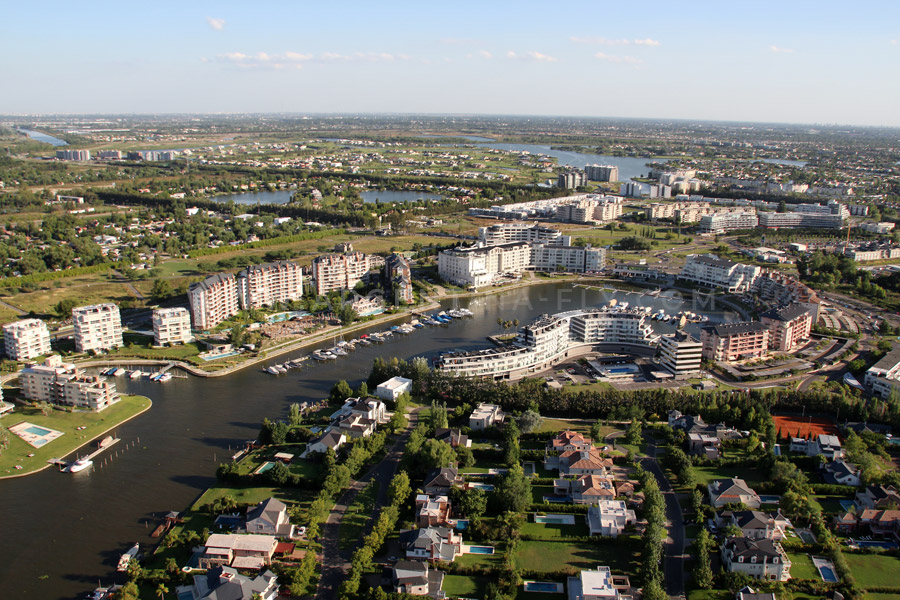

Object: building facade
[659,331,703,378]
[3,319,52,361]
[679,254,761,293]
[19,355,119,411]
[478,223,562,245]
[237,261,304,309]
[699,211,759,234]
[385,253,415,304]
[188,273,240,331]
[701,322,770,362]
[760,304,812,352]
[152,308,192,346]
[73,303,123,353]
[585,164,619,182]
[311,252,371,295]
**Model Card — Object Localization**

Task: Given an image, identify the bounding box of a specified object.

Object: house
[821,459,861,487]
[557,448,614,476]
[375,376,412,401]
[858,509,900,540]
[721,537,790,581]
[434,428,471,448]
[423,467,463,496]
[735,586,777,600]
[333,397,388,423]
[400,527,463,562]
[855,485,900,510]
[833,511,858,534]
[391,560,445,597]
[708,478,761,509]
[790,434,843,459]
[334,414,377,439]
[586,500,636,537]
[727,510,789,540]
[415,494,451,528]
[688,433,722,458]
[198,533,278,570]
[547,430,594,453]
[566,566,622,600]
[305,430,347,456]
[469,403,505,431]
[245,498,293,537]
[554,475,616,504]
[176,566,278,600]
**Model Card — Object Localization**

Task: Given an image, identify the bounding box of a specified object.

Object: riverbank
[0,394,152,479]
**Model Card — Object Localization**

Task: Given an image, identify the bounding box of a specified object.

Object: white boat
[113,368,127,376]
[117,543,140,572]
[129,370,143,380]
[68,457,93,473]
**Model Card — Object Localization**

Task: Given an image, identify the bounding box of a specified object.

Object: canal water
[210,189,445,206]
[0,282,735,599]
[17,129,69,147]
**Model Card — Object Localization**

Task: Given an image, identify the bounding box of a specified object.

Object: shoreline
[0,395,153,480]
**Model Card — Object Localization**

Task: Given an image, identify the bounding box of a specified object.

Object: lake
[209,189,445,206]
[0,281,736,599]
[18,128,69,147]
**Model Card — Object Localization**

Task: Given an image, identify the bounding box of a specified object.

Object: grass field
[513,539,640,575]
[691,464,765,488]
[190,484,312,512]
[0,278,139,317]
[0,395,152,477]
[520,518,590,539]
[442,575,490,598]
[844,552,900,589]
[786,552,819,580]
[339,481,378,551]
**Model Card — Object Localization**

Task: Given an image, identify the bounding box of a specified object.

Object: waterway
[17,129,69,147]
[0,282,736,599]
[209,189,444,206]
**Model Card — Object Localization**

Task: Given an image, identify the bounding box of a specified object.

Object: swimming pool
[523,581,563,593]
[200,351,241,361]
[467,546,495,554]
[534,514,575,525]
[820,566,838,583]
[455,520,469,530]
[854,540,898,549]
[468,482,495,491]
[254,461,276,475]
[25,425,53,436]
[758,495,781,504]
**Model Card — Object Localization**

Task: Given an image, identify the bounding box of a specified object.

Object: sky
[2,0,899,127]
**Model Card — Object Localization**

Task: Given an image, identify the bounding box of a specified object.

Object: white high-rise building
[188,273,240,330]
[659,331,703,378]
[237,261,304,309]
[311,252,371,295]
[152,308,192,346]
[19,355,118,411]
[679,254,761,293]
[585,164,619,182]
[3,319,51,360]
[73,304,123,353]
[479,223,563,246]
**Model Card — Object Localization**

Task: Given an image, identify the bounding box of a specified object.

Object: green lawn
[520,518,590,539]
[442,575,490,598]
[339,481,379,552]
[530,485,555,503]
[513,539,640,575]
[454,549,503,569]
[687,590,731,600]
[691,464,765,488]
[844,553,900,589]
[786,552,819,580]
[535,418,592,434]
[0,395,152,477]
[191,484,311,512]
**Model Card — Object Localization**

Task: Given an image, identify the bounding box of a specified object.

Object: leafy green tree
[450,487,487,520]
[155,583,169,600]
[625,418,642,445]
[288,403,302,427]
[55,298,79,318]
[266,461,291,485]
[330,380,353,403]
[515,409,543,434]
[493,464,531,513]
[388,471,411,506]
[150,278,173,302]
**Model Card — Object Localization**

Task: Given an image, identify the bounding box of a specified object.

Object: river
[17,129,69,147]
[0,282,736,599]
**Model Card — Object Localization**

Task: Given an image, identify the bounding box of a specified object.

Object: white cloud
[479,50,493,59]
[507,50,557,62]
[891,39,898,45]
[206,17,225,31]
[571,36,660,47]
[215,50,405,70]
[594,52,642,64]
[769,45,794,54]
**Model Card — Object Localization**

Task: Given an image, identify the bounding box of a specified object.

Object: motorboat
[116,543,139,572]
[68,457,93,473]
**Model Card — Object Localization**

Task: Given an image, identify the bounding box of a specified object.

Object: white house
[305,430,346,456]
[721,537,790,581]
[469,403,505,431]
[375,376,412,401]
[708,478,761,509]
[245,498,293,537]
[586,500,636,537]
[567,566,620,600]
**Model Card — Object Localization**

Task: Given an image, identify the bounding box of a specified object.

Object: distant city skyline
[3,1,899,127]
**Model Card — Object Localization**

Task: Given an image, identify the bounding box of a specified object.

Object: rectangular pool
[854,540,898,549]
[25,425,53,436]
[523,581,563,593]
[467,546,495,555]
[468,482,495,491]
[254,461,276,475]
[534,514,576,525]
[758,495,781,504]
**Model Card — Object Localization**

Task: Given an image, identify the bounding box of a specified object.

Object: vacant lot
[513,539,640,575]
[844,552,900,589]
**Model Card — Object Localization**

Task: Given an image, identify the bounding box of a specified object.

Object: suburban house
[557,449,614,476]
[400,527,463,562]
[434,427,471,448]
[821,459,861,487]
[855,485,900,510]
[333,397,388,424]
[554,475,616,504]
[721,510,789,540]
[245,498,294,536]
[334,414,377,439]
[721,537,790,581]
[708,478,762,509]
[566,566,627,600]
[858,509,900,540]
[391,560,445,597]
[415,494,451,528]
[176,566,278,600]
[789,434,843,459]
[375,376,412,401]
[586,500,636,537]
[833,511,859,534]
[669,411,741,443]
[735,587,777,600]
[423,467,463,496]
[198,533,278,570]
[305,430,347,456]
[688,432,723,459]
[469,403,505,431]
[548,430,594,453]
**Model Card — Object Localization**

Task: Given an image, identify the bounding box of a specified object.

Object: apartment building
[385,253,414,304]
[699,211,759,234]
[760,304,812,352]
[569,310,653,345]
[311,252,371,295]
[532,243,606,273]
[3,319,52,361]
[679,254,761,293]
[701,322,770,362]
[757,211,844,229]
[478,222,562,245]
[585,164,619,182]
[659,330,703,378]
[19,355,119,411]
[865,346,900,399]
[188,273,240,330]
[56,149,91,161]
[73,303,123,353]
[558,170,587,189]
[237,261,304,309]
[556,197,623,224]
[438,242,532,288]
[152,308,192,346]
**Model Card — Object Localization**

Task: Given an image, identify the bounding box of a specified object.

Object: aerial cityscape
[2,3,900,600]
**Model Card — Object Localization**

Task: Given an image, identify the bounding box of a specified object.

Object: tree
[515,409,543,434]
[266,461,291,485]
[228,325,245,347]
[451,487,487,520]
[642,578,667,600]
[455,445,476,468]
[150,278,173,302]
[419,439,455,470]
[330,380,353,403]
[155,583,169,600]
[388,471,411,506]
[288,403,303,427]
[115,582,140,600]
[55,298,78,318]
[356,381,369,397]
[38,401,53,416]
[503,420,521,466]
[493,464,531,513]
[165,557,178,575]
[693,528,714,589]
[625,418,642,445]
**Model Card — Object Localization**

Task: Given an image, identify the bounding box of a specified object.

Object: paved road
[641,438,687,599]
[0,299,26,316]
[314,407,420,600]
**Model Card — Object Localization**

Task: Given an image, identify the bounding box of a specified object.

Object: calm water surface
[0,282,735,599]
